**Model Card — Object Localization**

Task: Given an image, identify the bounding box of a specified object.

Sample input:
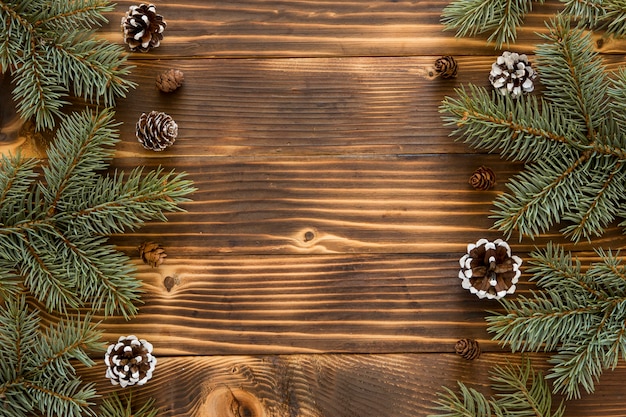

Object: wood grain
[102,1,626,58]
[79,353,626,417]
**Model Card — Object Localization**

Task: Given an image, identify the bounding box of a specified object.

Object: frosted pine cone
[434,56,458,79]
[105,335,156,388]
[136,111,178,151]
[489,51,537,98]
[121,4,166,52]
[455,338,481,360]
[156,69,184,92]
[469,166,496,190]
[139,241,167,267]
[459,238,522,299]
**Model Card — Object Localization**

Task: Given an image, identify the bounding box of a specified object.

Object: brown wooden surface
[5,1,626,416]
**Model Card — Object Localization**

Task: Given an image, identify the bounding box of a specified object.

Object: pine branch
[441,0,543,48]
[0,108,196,316]
[98,392,159,417]
[442,0,626,47]
[440,15,626,241]
[0,0,134,130]
[429,357,564,417]
[0,296,101,417]
[487,244,626,399]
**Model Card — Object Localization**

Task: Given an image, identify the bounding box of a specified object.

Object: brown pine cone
[136,111,178,151]
[139,241,167,267]
[105,335,157,387]
[434,56,458,79]
[121,4,166,52]
[156,69,184,93]
[455,338,481,360]
[459,239,522,300]
[469,166,496,190]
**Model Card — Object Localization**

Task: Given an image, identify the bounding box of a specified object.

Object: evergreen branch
[440,85,577,163]
[441,0,543,48]
[487,245,626,399]
[536,15,609,140]
[42,108,118,216]
[0,152,38,226]
[491,150,590,239]
[98,392,159,417]
[561,0,626,37]
[32,0,112,30]
[25,377,96,417]
[608,68,626,127]
[0,0,134,130]
[429,358,564,417]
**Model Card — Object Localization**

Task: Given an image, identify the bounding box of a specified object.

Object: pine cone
[121,4,166,52]
[489,51,537,98]
[136,111,178,151]
[455,338,481,360]
[434,56,458,79]
[459,238,522,300]
[139,241,167,267]
[105,335,157,388]
[156,69,184,93]
[469,166,496,190]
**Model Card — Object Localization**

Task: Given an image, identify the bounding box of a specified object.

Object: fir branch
[0,108,196,316]
[0,296,100,417]
[98,392,159,417]
[0,0,134,130]
[487,244,626,399]
[561,0,626,38]
[429,357,564,417]
[441,0,543,48]
[440,15,626,241]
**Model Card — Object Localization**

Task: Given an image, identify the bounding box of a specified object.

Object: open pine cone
[105,335,156,387]
[136,111,178,151]
[459,238,522,299]
[455,338,481,360]
[489,51,537,98]
[434,56,458,79]
[139,241,167,267]
[469,166,496,190]
[121,4,167,52]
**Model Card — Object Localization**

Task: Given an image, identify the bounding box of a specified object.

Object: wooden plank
[102,1,626,58]
[108,155,624,258]
[95,252,609,356]
[9,56,626,158]
[79,353,626,417]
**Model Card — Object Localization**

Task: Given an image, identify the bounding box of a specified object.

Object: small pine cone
[455,338,481,360]
[136,111,178,151]
[121,4,166,52]
[156,69,184,93]
[139,241,167,267]
[469,166,496,190]
[459,238,522,300]
[434,56,458,79]
[489,51,537,98]
[105,335,157,388]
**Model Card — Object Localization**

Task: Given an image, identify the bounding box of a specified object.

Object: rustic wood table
[14,1,626,416]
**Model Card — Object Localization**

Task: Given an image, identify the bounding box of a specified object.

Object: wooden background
[8,1,626,415]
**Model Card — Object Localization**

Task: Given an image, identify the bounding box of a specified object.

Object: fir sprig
[0,296,102,417]
[0,108,196,318]
[441,15,626,241]
[98,392,159,417]
[0,0,134,130]
[487,243,626,399]
[442,0,626,48]
[429,357,565,417]
[441,0,544,49]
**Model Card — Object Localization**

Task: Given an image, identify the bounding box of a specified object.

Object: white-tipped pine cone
[121,4,166,52]
[489,51,537,98]
[459,238,522,300]
[105,335,156,388]
[136,111,178,151]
